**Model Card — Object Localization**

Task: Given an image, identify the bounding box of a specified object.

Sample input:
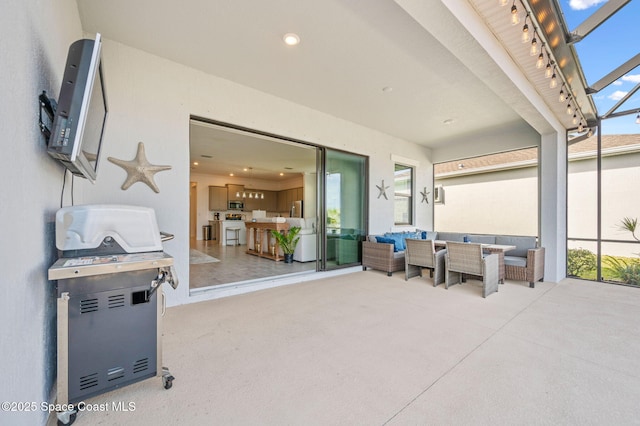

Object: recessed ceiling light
[283,33,300,46]
[279,172,284,176]
[443,119,455,125]
[193,162,199,166]
[229,173,234,177]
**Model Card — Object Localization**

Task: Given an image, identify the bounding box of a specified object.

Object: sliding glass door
[319,149,367,270]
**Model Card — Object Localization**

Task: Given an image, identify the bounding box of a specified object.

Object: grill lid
[56,204,163,253]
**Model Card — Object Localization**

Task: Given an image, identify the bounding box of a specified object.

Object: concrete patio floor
[64,272,640,425]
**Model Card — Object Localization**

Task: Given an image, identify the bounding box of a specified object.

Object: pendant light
[521,15,530,43]
[549,69,558,88]
[529,33,538,56]
[511,1,520,25]
[536,51,545,69]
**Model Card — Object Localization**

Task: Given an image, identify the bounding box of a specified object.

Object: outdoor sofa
[362,231,545,287]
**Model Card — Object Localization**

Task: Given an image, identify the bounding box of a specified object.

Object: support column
[540,132,567,282]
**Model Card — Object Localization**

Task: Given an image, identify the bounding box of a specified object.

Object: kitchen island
[245,221,289,261]
[219,220,246,245]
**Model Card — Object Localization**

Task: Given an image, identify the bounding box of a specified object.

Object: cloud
[622,74,640,83]
[612,80,623,86]
[608,91,628,101]
[569,0,607,10]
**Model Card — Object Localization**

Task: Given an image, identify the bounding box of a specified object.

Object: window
[394,163,413,225]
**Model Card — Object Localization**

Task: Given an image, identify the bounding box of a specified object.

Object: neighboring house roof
[435,134,640,178]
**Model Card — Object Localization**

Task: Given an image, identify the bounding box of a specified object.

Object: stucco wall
[569,151,640,256]
[1,1,83,424]
[434,166,538,236]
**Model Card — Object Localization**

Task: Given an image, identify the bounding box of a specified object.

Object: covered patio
[66,272,640,425]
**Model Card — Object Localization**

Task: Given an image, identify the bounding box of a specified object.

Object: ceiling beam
[587,53,640,94]
[566,0,630,44]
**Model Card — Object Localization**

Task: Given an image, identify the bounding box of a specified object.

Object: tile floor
[189,239,316,289]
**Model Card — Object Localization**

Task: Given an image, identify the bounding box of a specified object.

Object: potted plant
[271,226,301,263]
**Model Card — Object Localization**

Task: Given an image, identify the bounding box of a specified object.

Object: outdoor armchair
[404,239,446,286]
[445,242,499,298]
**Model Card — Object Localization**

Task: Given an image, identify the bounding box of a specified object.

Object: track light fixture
[558,84,566,102]
[572,114,578,125]
[545,62,552,78]
[578,121,584,132]
[511,1,520,25]
[499,0,508,5]
[566,102,573,115]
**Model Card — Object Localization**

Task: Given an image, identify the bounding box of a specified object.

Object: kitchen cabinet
[208,186,227,211]
[276,187,303,213]
[243,190,277,212]
[264,190,277,212]
[227,184,244,200]
[244,194,261,211]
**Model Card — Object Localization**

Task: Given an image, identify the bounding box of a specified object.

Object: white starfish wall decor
[376,180,389,200]
[107,142,171,193]
[420,187,430,204]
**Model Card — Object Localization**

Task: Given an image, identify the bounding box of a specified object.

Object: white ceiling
[76,0,569,177]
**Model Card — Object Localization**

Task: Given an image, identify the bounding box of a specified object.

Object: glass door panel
[321,149,367,270]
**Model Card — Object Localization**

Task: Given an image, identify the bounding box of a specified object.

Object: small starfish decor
[376,180,390,200]
[108,142,172,193]
[420,187,430,204]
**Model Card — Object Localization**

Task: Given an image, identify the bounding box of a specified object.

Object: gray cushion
[424,231,437,241]
[504,255,527,267]
[393,251,405,259]
[437,232,466,242]
[496,235,537,258]
[468,234,496,245]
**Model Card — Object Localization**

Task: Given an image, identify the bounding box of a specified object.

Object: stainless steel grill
[48,205,178,426]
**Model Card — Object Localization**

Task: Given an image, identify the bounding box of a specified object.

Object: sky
[558,0,640,134]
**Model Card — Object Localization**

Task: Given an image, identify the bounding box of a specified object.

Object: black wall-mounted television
[47,33,108,183]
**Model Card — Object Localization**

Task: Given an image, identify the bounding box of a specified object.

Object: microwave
[228,201,244,210]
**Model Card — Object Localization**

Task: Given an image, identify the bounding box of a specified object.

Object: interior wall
[1,1,83,424]
[68,38,434,307]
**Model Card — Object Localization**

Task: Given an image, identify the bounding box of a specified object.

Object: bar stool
[226,227,241,246]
